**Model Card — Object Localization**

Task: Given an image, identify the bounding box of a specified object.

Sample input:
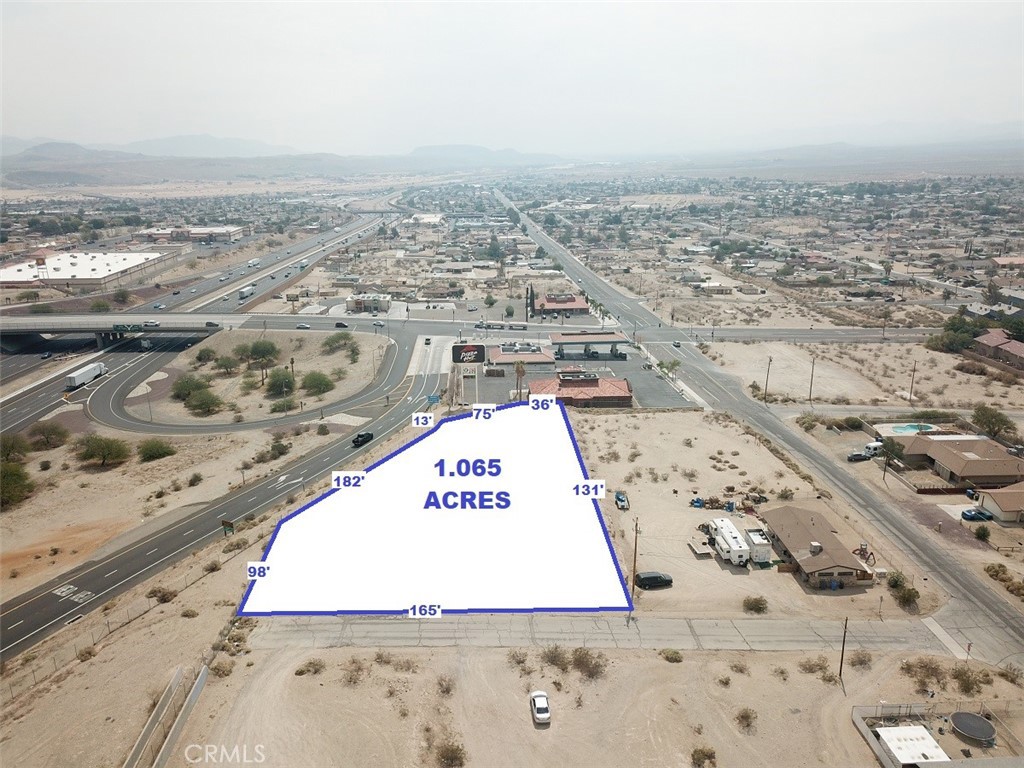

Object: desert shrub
[437,674,455,696]
[393,658,417,672]
[894,585,920,608]
[887,570,907,589]
[798,655,829,674]
[75,434,131,467]
[951,665,992,695]
[436,739,467,768]
[146,586,178,603]
[975,525,991,542]
[691,746,717,767]
[659,649,683,663]
[269,397,296,413]
[188,472,203,486]
[195,348,216,363]
[302,371,335,396]
[317,423,330,435]
[374,651,393,666]
[171,374,210,401]
[571,647,608,679]
[295,658,326,676]
[730,661,749,675]
[742,596,768,614]
[506,649,528,668]
[210,658,235,678]
[343,656,367,685]
[735,707,757,732]
[717,675,731,687]
[222,537,249,553]
[203,560,222,573]
[180,608,199,618]
[900,658,947,692]
[1,462,35,506]
[138,438,176,462]
[28,422,69,449]
[266,368,295,396]
[170,479,182,492]
[185,389,223,415]
[38,459,52,471]
[954,360,988,375]
[772,666,789,681]
[542,645,571,672]
[77,645,97,662]
[848,650,872,669]
[997,663,1022,686]
[776,487,794,500]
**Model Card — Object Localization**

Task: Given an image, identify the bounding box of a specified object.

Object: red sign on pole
[452,344,485,364]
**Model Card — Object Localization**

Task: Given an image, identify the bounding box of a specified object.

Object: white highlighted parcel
[240,403,631,615]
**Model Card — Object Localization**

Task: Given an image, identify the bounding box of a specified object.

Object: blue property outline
[238,400,633,616]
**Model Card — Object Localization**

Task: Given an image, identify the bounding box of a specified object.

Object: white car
[296,323,311,330]
[143,320,160,327]
[529,691,550,724]
[372,321,386,328]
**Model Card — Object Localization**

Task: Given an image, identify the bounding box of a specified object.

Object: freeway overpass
[0,315,229,348]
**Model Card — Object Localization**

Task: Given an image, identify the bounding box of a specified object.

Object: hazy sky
[3,1,1022,156]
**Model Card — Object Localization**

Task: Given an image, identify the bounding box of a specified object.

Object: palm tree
[514,360,526,401]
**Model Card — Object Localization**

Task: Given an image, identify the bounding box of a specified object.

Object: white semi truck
[238,285,255,301]
[709,517,750,566]
[65,362,108,389]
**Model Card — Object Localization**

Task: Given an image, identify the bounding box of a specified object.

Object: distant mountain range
[1,131,1021,188]
[0,141,565,187]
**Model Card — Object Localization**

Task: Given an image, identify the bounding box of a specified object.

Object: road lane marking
[104,570,117,577]
[182,529,194,536]
[147,548,159,555]
[9,620,23,629]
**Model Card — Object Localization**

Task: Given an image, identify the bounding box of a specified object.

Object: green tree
[657,244,668,257]
[195,348,216,363]
[618,224,630,244]
[543,213,557,227]
[302,371,335,396]
[137,438,177,462]
[658,359,682,377]
[321,332,352,354]
[90,300,111,313]
[17,290,40,302]
[233,343,253,367]
[185,389,223,416]
[975,524,991,542]
[487,234,502,261]
[171,374,210,401]
[75,434,131,467]
[506,207,520,225]
[941,288,953,305]
[504,304,515,318]
[984,281,1004,306]
[972,404,1018,440]
[249,340,280,368]
[881,437,905,462]
[484,294,497,308]
[215,356,239,375]
[113,288,131,304]
[266,368,295,397]
[0,433,31,462]
[0,462,35,507]
[28,422,69,449]
[347,341,360,363]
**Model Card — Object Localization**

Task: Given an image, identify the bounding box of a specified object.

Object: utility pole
[808,356,816,404]
[764,356,773,405]
[838,616,849,679]
[630,517,640,598]
[908,360,917,407]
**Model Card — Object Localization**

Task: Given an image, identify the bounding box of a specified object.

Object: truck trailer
[247,258,261,268]
[709,517,750,566]
[65,362,108,389]
[743,527,773,564]
[238,285,255,301]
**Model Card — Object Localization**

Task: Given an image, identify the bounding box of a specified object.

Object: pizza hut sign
[452,344,485,364]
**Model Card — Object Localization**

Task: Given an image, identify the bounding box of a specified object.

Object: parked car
[847,452,871,462]
[296,323,311,330]
[352,432,373,447]
[585,350,600,359]
[334,321,349,328]
[635,572,673,590]
[963,507,993,521]
[529,691,551,724]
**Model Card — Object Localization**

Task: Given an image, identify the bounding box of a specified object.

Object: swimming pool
[889,423,937,434]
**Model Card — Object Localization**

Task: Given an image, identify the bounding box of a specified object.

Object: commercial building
[874,726,949,766]
[0,250,172,291]
[134,225,246,243]
[528,369,633,408]
[344,293,391,313]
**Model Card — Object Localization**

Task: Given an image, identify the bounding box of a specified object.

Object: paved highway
[498,189,1024,667]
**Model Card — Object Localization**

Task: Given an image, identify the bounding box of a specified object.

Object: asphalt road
[497,190,1024,667]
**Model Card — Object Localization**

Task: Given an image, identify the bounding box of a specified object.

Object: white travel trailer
[709,517,750,566]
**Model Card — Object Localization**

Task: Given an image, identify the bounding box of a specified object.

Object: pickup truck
[614,491,630,510]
